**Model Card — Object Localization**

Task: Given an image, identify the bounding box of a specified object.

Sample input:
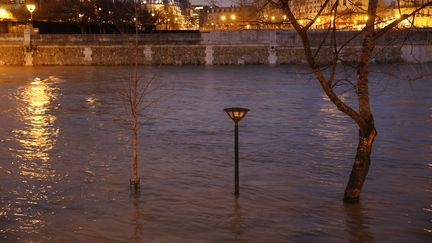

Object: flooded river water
[0,65,431,242]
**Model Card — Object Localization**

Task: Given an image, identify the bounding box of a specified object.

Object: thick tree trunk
[344,123,377,203]
[281,0,382,203]
[344,0,378,203]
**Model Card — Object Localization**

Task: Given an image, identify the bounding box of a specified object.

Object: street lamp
[26,4,36,21]
[224,107,249,196]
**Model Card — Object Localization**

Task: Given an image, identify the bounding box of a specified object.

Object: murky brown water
[0,65,431,242]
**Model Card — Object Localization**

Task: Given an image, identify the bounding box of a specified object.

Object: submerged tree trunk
[344,121,377,203]
[133,118,139,187]
[131,3,140,190]
[343,0,378,203]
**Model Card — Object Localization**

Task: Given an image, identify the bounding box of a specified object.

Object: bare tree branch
[279,0,365,127]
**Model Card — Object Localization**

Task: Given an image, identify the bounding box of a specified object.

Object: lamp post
[224,107,249,196]
[26,4,36,22]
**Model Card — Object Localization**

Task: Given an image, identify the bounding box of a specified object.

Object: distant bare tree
[120,1,149,190]
[119,63,170,190]
[117,2,172,190]
[120,71,158,189]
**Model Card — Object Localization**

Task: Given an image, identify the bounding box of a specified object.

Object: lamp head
[26,4,36,13]
[224,107,249,123]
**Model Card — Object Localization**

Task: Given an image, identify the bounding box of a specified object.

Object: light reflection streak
[7,76,61,235]
[313,93,352,145]
[14,77,59,163]
[425,158,432,234]
[426,108,432,234]
[86,95,99,109]
[423,203,432,234]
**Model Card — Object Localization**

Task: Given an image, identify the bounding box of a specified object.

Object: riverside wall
[0,29,431,66]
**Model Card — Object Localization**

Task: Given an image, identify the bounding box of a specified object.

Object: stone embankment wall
[0,29,431,66]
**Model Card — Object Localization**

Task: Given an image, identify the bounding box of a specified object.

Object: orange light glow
[0,8,14,19]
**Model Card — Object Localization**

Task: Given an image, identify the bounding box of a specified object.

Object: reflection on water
[6,76,61,237]
[231,198,242,241]
[425,158,432,234]
[426,105,432,235]
[14,77,59,162]
[132,192,143,243]
[314,93,352,144]
[344,204,375,243]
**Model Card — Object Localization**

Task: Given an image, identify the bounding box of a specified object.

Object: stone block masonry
[0,46,23,65]
[0,29,430,66]
[212,45,269,65]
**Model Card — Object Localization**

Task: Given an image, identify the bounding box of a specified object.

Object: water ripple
[0,65,430,242]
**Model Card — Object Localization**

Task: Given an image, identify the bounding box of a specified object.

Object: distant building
[198,4,261,30]
[0,0,32,33]
[176,0,190,15]
[254,0,402,30]
[394,0,432,28]
[142,0,188,30]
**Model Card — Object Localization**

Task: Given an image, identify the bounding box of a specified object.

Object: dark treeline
[33,21,155,34]
[8,0,164,33]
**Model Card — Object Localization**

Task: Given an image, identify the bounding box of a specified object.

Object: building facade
[395,0,432,28]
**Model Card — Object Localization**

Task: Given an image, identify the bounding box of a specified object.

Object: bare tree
[118,2,153,190]
[119,63,170,190]
[117,2,173,190]
[269,0,432,203]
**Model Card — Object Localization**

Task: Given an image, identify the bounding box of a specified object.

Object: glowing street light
[224,107,249,196]
[26,4,36,21]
